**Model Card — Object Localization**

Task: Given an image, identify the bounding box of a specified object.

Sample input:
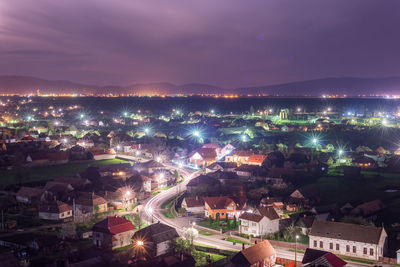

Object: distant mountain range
[0,75,400,96]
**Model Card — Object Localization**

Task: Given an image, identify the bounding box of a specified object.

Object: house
[260,197,283,207]
[92,216,135,250]
[132,222,179,258]
[89,148,116,160]
[98,163,132,180]
[239,207,280,237]
[181,196,204,214]
[350,199,385,220]
[77,139,94,148]
[186,174,220,194]
[206,162,237,173]
[44,181,74,200]
[290,185,321,206]
[235,164,264,178]
[247,155,267,166]
[203,196,244,220]
[134,160,165,174]
[189,147,217,167]
[301,248,347,267]
[309,220,387,261]
[229,240,276,267]
[225,150,254,166]
[220,143,235,157]
[75,192,107,214]
[129,173,152,193]
[39,201,73,221]
[16,187,46,204]
[53,176,90,190]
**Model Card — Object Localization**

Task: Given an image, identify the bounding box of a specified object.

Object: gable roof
[351,199,385,217]
[203,196,235,210]
[92,216,135,235]
[183,196,204,208]
[76,192,107,207]
[39,201,72,213]
[302,248,347,267]
[16,187,44,198]
[133,222,179,244]
[257,207,280,220]
[309,220,384,244]
[248,155,267,164]
[231,240,275,266]
[190,148,217,160]
[239,212,264,222]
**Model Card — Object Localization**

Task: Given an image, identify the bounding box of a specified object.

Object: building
[239,207,280,237]
[39,201,73,221]
[301,248,347,267]
[92,216,135,250]
[181,196,204,214]
[16,187,46,204]
[309,220,387,261]
[203,196,244,220]
[247,155,267,166]
[225,150,254,166]
[230,240,276,267]
[132,222,179,258]
[75,192,108,214]
[189,147,217,167]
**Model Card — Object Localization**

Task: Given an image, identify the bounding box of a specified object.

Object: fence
[251,238,309,250]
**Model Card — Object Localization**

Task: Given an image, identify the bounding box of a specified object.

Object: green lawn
[0,159,129,185]
[313,170,400,206]
[226,237,250,245]
[161,196,178,219]
[192,250,226,266]
[197,219,238,232]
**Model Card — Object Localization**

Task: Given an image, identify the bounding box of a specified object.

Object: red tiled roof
[204,196,235,210]
[190,148,217,160]
[248,154,267,164]
[93,216,135,235]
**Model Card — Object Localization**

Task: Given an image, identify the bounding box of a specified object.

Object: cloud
[0,0,399,87]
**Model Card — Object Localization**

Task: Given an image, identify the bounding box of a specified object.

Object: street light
[156,156,161,162]
[193,130,200,137]
[312,138,318,145]
[63,138,68,144]
[144,128,149,134]
[338,149,343,157]
[136,240,144,246]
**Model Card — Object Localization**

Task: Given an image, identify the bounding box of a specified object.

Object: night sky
[1,0,399,88]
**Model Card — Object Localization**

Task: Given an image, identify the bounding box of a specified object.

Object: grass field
[226,237,250,245]
[192,250,226,266]
[0,159,130,185]
[313,170,400,206]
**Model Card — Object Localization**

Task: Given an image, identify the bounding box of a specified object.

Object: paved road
[121,155,377,267]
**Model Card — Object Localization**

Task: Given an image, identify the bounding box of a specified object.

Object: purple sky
[0,0,399,88]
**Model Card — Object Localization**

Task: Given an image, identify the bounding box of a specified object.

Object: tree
[174,237,191,253]
[215,213,220,222]
[184,227,199,245]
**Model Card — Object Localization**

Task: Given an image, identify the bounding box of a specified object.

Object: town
[0,96,398,266]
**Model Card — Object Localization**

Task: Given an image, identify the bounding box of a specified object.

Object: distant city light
[193,130,200,137]
[338,149,343,156]
[241,135,247,142]
[211,109,215,114]
[116,145,121,150]
[144,128,149,134]
[156,156,161,162]
[136,240,144,246]
[312,138,318,144]
[80,114,84,118]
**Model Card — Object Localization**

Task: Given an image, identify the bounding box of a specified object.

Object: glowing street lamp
[193,130,200,137]
[156,156,161,162]
[80,114,84,119]
[63,138,68,144]
[136,240,144,246]
[135,151,140,156]
[123,112,128,117]
[338,149,344,156]
[54,121,59,126]
[312,138,318,145]
[144,128,149,134]
[210,109,215,114]
[241,135,247,142]
[116,145,121,151]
